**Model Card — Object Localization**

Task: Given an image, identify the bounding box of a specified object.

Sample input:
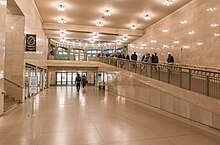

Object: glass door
[67,73,72,85]
[72,73,77,85]
[61,73,67,85]
[56,72,62,85]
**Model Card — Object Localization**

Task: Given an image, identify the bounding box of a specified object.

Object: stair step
[3,96,19,112]
[4,97,14,103]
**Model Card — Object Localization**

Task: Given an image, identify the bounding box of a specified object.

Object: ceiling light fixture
[180,20,188,24]
[183,45,190,49]
[144,14,151,20]
[211,23,219,27]
[60,38,66,42]
[90,39,95,43]
[188,31,195,35]
[196,42,204,46]
[117,40,122,45]
[130,24,137,30]
[57,4,65,11]
[60,32,66,37]
[92,32,99,39]
[96,21,104,27]
[150,40,157,43]
[163,0,173,6]
[174,40,180,44]
[122,34,128,41]
[58,18,66,23]
[162,29,169,33]
[214,33,220,37]
[207,7,217,12]
[104,8,111,16]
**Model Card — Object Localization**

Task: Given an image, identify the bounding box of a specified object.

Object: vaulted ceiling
[35,0,193,46]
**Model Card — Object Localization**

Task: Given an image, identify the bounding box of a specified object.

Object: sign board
[29,87,38,94]
[26,34,36,51]
[29,76,38,93]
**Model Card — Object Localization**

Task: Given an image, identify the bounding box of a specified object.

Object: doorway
[56,72,87,86]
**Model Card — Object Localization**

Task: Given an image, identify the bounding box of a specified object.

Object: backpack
[76,76,81,83]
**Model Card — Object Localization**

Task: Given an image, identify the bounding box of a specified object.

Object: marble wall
[5,14,25,102]
[14,0,48,68]
[0,0,6,115]
[98,63,220,130]
[130,0,220,68]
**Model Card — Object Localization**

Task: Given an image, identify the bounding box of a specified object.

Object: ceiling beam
[43,23,144,37]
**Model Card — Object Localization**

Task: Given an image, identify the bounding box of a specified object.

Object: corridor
[0,86,220,145]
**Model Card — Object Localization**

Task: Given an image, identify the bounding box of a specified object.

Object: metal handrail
[4,78,24,88]
[99,56,220,100]
[102,57,220,72]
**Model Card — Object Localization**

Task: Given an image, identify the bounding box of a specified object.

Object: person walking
[75,73,81,93]
[82,75,88,89]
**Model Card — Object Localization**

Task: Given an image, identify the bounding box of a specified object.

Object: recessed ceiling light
[104,8,111,16]
[174,40,180,44]
[163,0,173,6]
[144,14,151,20]
[130,24,137,30]
[214,33,220,37]
[211,23,219,27]
[163,45,169,48]
[150,40,157,43]
[60,38,66,42]
[60,32,66,37]
[180,20,188,24]
[188,31,195,35]
[196,42,203,46]
[58,18,66,23]
[96,21,104,27]
[90,39,95,43]
[207,7,217,12]
[117,40,122,45]
[183,45,190,49]
[162,29,169,33]
[57,4,65,11]
[92,32,99,38]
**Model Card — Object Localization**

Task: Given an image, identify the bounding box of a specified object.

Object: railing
[99,57,220,100]
[4,78,24,88]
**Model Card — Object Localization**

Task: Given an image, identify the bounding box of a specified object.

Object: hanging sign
[26,34,36,51]
[29,76,38,93]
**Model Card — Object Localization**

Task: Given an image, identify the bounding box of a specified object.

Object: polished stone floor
[0,86,220,145]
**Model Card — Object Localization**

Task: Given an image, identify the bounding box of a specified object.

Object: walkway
[0,86,220,145]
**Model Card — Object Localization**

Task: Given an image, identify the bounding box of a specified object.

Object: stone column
[4,14,25,102]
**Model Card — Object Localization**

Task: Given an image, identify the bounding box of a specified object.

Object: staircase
[4,94,19,112]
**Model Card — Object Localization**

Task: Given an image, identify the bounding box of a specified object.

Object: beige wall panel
[130,0,220,68]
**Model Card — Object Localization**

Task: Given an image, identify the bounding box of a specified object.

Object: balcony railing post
[150,63,152,78]
[180,68,182,88]
[206,75,210,96]
[157,65,160,80]
[128,61,131,71]
[168,67,171,84]
[108,58,110,65]
[189,69,192,91]
[139,63,142,75]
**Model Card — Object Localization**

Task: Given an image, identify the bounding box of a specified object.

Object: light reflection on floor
[0,86,220,145]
